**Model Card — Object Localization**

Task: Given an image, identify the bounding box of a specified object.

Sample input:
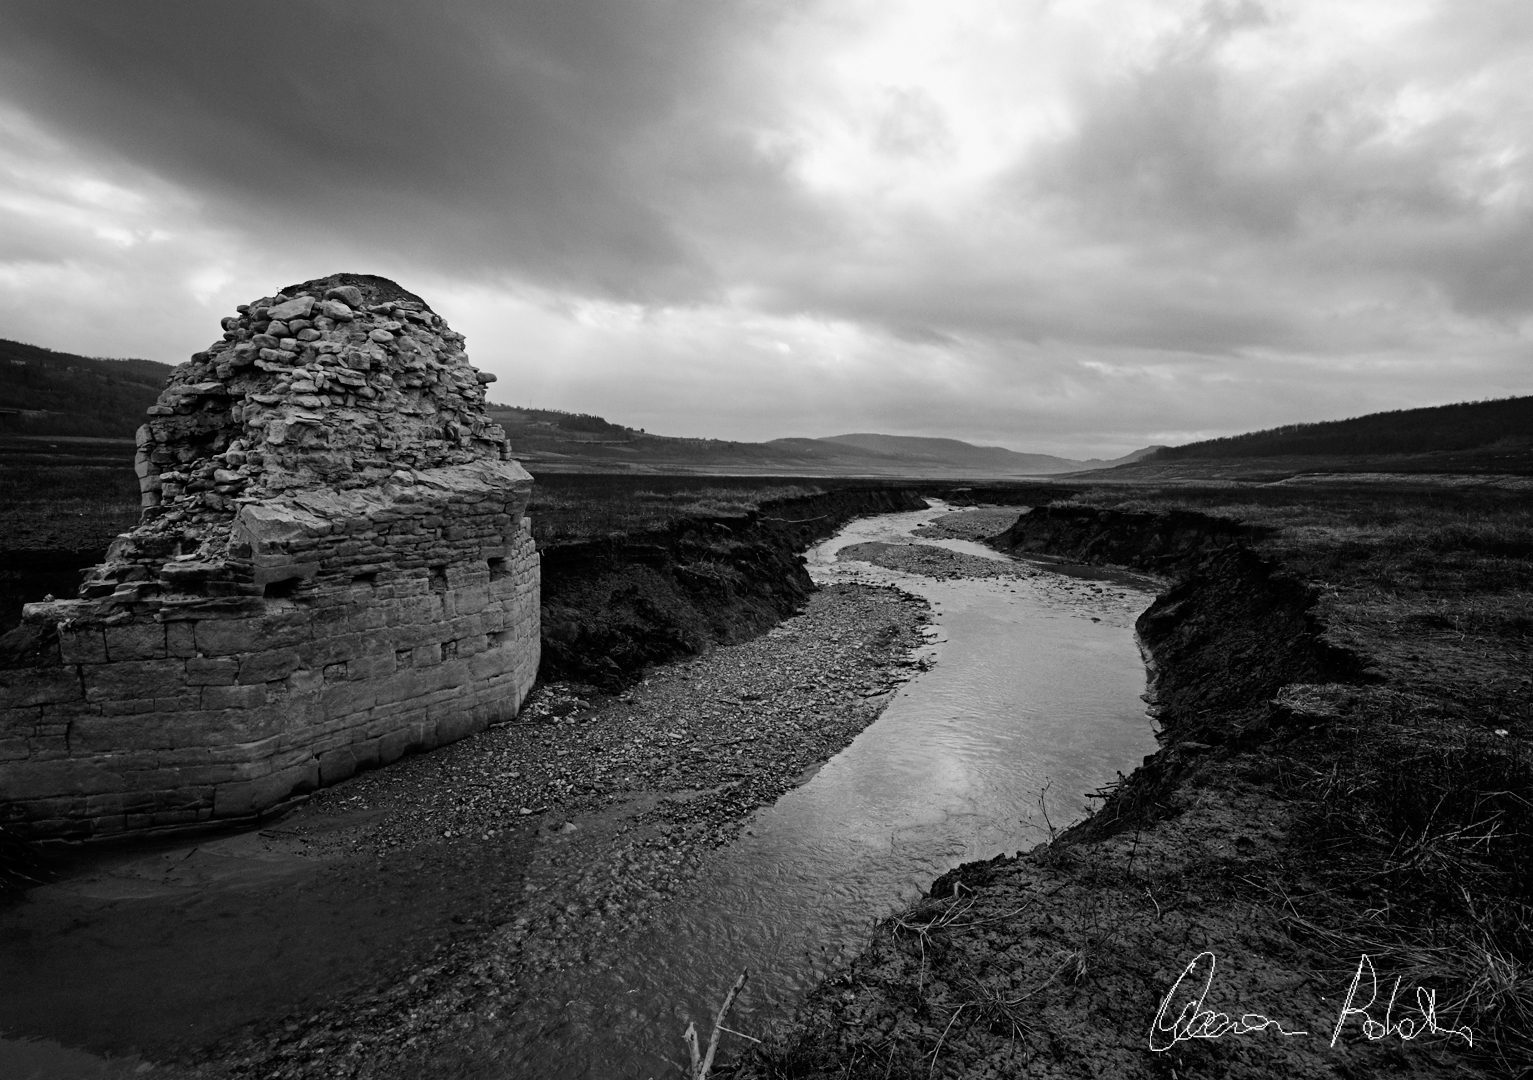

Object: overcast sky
[1,0,1529,456]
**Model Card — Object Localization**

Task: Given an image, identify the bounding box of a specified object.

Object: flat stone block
[195,620,260,657]
[150,808,209,828]
[154,745,214,767]
[322,680,378,716]
[186,657,240,685]
[166,621,197,658]
[1,669,86,709]
[82,659,185,704]
[0,704,42,732]
[449,614,486,640]
[1,759,124,799]
[237,648,301,684]
[69,716,177,752]
[376,727,417,766]
[204,717,287,754]
[391,595,442,626]
[286,668,323,694]
[432,710,482,746]
[212,780,258,817]
[446,585,490,617]
[58,626,108,665]
[308,632,369,667]
[203,683,268,710]
[351,737,381,771]
[318,746,357,785]
[348,652,395,681]
[104,623,167,662]
[212,760,314,819]
[468,648,513,681]
[84,792,134,818]
[169,763,243,787]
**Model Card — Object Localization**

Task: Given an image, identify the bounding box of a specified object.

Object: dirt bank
[989,503,1264,571]
[735,498,1531,1079]
[538,487,929,688]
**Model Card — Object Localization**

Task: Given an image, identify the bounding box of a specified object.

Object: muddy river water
[497,505,1160,1075]
[0,505,1159,1078]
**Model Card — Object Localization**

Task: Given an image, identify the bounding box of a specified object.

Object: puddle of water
[494,503,1159,1077]
[0,818,534,1063]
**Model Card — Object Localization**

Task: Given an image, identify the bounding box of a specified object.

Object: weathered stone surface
[267,296,316,322]
[1,274,539,839]
[324,285,364,308]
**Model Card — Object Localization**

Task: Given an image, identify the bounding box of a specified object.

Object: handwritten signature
[1149,951,1473,1052]
[1329,953,1473,1048]
[1149,951,1308,1051]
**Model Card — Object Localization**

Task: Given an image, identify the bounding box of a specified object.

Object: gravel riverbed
[173,581,932,1078]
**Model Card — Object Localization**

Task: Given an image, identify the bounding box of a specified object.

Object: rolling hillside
[1076,394,1533,481]
[0,338,174,438]
[489,406,1154,477]
[814,433,1155,474]
[1151,396,1533,460]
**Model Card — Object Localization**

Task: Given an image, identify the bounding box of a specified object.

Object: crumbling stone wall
[0,275,539,839]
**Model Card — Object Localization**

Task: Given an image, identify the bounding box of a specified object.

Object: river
[0,504,1159,1079]
[495,503,1160,1076]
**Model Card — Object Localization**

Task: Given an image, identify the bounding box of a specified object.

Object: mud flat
[735,486,1532,1079]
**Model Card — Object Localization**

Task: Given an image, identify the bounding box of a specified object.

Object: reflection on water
[501,504,1159,1077]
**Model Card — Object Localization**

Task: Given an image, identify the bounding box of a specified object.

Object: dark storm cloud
[1018,0,1533,333]
[0,0,791,301]
[1,0,1528,454]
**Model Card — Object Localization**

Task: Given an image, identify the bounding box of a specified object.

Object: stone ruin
[0,274,540,839]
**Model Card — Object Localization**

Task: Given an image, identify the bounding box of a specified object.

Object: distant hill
[805,433,1155,475]
[1150,396,1533,461]
[0,338,174,438]
[487,405,1152,477]
[1064,395,1533,482]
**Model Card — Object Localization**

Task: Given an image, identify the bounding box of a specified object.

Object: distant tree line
[0,338,172,439]
[1153,395,1533,460]
[487,403,635,438]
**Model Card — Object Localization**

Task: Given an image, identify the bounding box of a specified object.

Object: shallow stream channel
[497,504,1161,1076]
[0,504,1161,1079]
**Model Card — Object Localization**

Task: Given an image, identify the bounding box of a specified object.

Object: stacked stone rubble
[0,274,540,839]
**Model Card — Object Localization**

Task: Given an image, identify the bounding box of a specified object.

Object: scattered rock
[324,285,364,308]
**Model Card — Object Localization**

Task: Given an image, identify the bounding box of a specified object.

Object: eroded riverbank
[735,490,1532,1080]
